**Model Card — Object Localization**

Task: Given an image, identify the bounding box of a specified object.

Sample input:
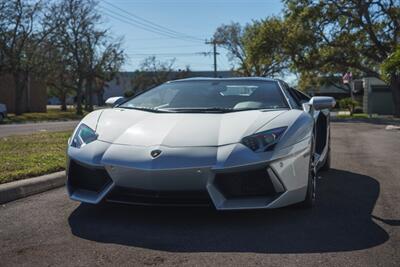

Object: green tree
[339,97,359,116]
[47,0,97,115]
[47,0,124,114]
[44,44,74,111]
[283,0,400,115]
[381,46,400,102]
[82,30,125,111]
[0,0,57,114]
[213,19,289,77]
[213,23,249,75]
[128,56,190,96]
[242,18,289,77]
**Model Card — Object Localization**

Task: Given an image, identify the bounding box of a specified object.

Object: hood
[94,108,287,147]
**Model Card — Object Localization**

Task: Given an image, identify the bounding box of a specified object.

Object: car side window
[280,83,301,109]
[285,87,311,110]
[291,88,310,104]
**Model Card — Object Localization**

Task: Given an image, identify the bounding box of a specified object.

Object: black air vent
[214,168,277,198]
[68,160,112,192]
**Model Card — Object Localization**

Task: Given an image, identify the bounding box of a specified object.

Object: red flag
[343,72,352,84]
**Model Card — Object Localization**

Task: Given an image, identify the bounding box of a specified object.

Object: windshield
[119,80,289,112]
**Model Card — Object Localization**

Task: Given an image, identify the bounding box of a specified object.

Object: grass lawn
[336,113,370,119]
[2,108,87,124]
[0,131,71,184]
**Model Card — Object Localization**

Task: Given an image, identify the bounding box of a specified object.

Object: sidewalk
[331,113,400,125]
[0,120,78,137]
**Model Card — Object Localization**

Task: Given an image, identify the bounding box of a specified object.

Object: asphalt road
[0,121,78,137]
[0,122,399,266]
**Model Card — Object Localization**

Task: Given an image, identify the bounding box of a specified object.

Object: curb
[331,117,400,125]
[0,171,66,204]
[386,125,400,131]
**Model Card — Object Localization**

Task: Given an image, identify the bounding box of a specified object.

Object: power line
[100,6,186,41]
[101,10,202,44]
[126,44,206,50]
[101,8,199,42]
[126,52,208,57]
[99,2,220,71]
[101,0,204,42]
[102,11,215,69]
[124,37,189,41]
[102,0,203,41]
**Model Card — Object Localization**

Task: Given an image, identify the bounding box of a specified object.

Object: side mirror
[105,96,125,107]
[304,96,336,111]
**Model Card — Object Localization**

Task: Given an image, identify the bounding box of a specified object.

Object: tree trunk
[85,76,94,112]
[76,79,83,115]
[13,72,26,115]
[97,89,104,106]
[84,79,89,111]
[60,93,67,111]
[344,83,353,99]
[390,74,400,117]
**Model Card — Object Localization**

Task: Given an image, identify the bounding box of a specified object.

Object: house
[306,77,394,115]
[305,84,350,100]
[362,77,394,115]
[0,74,47,113]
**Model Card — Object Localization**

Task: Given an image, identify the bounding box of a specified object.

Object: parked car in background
[0,103,7,122]
[66,77,335,210]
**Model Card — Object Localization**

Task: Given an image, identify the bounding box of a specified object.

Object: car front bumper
[67,139,311,210]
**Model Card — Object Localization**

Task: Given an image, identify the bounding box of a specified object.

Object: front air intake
[107,187,211,206]
[68,160,112,193]
[214,168,277,198]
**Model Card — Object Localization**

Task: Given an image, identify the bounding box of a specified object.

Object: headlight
[70,124,98,148]
[241,127,287,152]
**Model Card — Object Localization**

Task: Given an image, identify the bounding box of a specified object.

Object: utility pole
[205,39,222,78]
[213,41,217,77]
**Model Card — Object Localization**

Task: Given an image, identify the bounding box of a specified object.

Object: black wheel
[0,113,3,122]
[299,138,316,208]
[320,147,331,171]
[320,128,331,171]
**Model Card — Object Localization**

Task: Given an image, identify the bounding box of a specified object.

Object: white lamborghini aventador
[67,77,335,210]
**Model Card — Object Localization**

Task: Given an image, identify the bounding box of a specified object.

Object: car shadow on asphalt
[68,168,388,253]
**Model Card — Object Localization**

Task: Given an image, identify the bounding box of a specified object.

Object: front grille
[68,160,113,192]
[214,168,277,198]
[107,187,211,206]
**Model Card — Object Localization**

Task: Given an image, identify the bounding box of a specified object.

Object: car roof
[167,77,278,83]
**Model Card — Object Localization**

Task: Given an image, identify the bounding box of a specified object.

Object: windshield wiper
[163,107,234,113]
[163,107,287,113]
[120,106,172,113]
[122,106,289,113]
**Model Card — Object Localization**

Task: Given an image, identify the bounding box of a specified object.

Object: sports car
[66,78,335,210]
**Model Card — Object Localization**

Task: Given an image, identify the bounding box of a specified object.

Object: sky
[98,0,284,72]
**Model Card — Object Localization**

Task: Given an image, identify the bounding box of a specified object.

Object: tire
[320,147,331,171]
[299,137,316,209]
[0,113,4,123]
[320,127,331,171]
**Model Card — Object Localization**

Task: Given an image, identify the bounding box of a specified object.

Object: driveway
[0,121,78,137]
[0,122,399,266]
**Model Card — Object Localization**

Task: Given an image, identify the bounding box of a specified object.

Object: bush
[339,98,359,116]
[353,106,364,114]
[124,90,135,98]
